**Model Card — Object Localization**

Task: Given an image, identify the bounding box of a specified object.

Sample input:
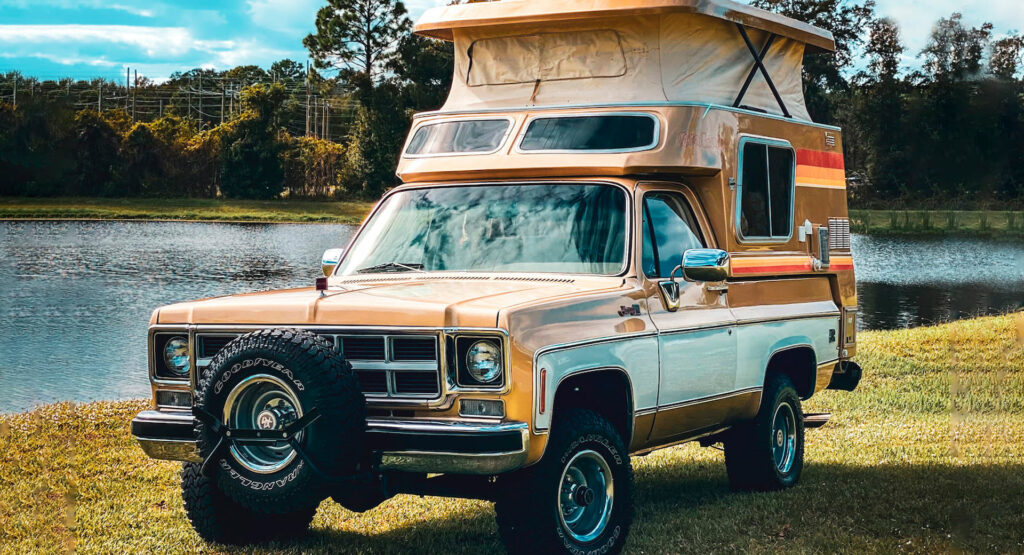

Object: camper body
[131,2,860,553]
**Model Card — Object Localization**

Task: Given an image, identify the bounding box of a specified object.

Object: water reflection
[851,235,1024,330]
[0,223,1021,411]
[1,221,355,411]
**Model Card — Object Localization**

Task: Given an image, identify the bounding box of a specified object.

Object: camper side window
[738,141,795,240]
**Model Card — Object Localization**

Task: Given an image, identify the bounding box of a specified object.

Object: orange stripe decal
[732,255,855,275]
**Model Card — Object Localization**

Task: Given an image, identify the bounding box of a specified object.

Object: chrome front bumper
[130,410,530,475]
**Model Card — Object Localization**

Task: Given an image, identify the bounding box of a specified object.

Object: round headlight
[466,341,502,384]
[162,336,190,377]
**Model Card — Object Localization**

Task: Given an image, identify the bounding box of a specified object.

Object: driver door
[637,184,738,444]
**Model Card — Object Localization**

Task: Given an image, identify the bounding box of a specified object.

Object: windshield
[337,184,628,276]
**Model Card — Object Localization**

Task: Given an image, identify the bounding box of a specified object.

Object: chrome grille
[194,331,442,400]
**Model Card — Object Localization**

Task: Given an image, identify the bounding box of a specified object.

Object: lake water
[1,221,1022,412]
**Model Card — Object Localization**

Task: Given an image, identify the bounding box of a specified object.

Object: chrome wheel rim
[557,450,614,543]
[772,402,797,473]
[223,374,303,474]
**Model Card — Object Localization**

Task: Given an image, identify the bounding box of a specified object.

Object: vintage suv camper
[130,1,862,553]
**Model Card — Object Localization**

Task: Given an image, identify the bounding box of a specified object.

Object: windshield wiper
[356,262,426,274]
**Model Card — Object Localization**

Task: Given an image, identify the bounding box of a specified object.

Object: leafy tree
[989,35,1024,79]
[921,13,993,82]
[303,0,411,88]
[270,59,306,83]
[71,110,122,196]
[118,124,167,196]
[854,18,907,199]
[219,84,288,199]
[389,33,454,111]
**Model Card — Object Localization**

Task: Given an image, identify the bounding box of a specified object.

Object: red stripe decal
[796,149,845,170]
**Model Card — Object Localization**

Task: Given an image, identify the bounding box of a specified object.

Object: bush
[282,136,349,198]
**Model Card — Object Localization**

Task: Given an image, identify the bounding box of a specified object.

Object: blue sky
[0,0,1020,82]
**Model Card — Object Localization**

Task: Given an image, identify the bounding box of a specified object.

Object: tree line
[0,0,1022,208]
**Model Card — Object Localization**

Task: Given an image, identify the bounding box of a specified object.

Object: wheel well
[765,346,817,399]
[551,369,633,444]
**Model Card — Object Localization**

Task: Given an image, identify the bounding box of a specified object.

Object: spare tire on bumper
[193,328,365,514]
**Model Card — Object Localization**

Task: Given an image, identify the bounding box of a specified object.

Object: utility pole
[159,99,163,117]
[305,60,311,137]
[12,76,16,107]
[325,101,330,141]
[220,84,225,125]
[132,69,137,121]
[98,83,102,112]
[126,67,130,111]
[188,78,192,122]
[199,74,203,129]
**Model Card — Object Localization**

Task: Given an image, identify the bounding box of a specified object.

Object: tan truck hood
[156,277,626,328]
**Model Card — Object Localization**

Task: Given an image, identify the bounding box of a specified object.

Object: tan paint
[643,390,761,449]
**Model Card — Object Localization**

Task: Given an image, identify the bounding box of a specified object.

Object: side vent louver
[828,217,851,250]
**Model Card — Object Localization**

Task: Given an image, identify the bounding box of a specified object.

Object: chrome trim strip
[656,387,762,412]
[412,101,841,131]
[532,331,660,361]
[374,420,530,475]
[367,419,527,435]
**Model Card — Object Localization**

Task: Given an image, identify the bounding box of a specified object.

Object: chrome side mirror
[682,249,730,283]
[321,248,345,277]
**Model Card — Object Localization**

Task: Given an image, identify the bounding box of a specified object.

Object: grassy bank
[850,209,1024,237]
[1,315,1023,553]
[0,197,376,224]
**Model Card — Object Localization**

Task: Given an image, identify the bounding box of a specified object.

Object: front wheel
[495,409,633,555]
[724,374,805,491]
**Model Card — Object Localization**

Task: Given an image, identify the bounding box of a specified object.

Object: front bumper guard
[130,410,530,476]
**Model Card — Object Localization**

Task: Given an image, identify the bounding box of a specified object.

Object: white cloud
[247,0,321,34]
[0,24,197,57]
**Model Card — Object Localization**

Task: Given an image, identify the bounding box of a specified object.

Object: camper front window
[406,119,512,156]
[519,114,659,153]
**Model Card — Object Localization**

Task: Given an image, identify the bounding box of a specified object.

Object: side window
[738,141,794,240]
[642,192,705,278]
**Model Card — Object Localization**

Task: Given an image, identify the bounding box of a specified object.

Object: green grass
[850,209,1024,237]
[1,314,1023,553]
[0,197,376,224]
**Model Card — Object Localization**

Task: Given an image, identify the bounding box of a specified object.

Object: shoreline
[3,200,1023,237]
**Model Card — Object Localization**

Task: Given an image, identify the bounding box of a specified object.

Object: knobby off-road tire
[495,409,634,555]
[181,462,316,545]
[724,374,805,491]
[194,328,365,515]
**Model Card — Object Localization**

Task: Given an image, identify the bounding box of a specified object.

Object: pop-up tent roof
[414,0,835,121]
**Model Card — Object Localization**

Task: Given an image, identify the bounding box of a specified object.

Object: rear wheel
[495,409,633,554]
[724,374,805,491]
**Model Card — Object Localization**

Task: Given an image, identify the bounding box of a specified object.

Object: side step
[804,413,831,429]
